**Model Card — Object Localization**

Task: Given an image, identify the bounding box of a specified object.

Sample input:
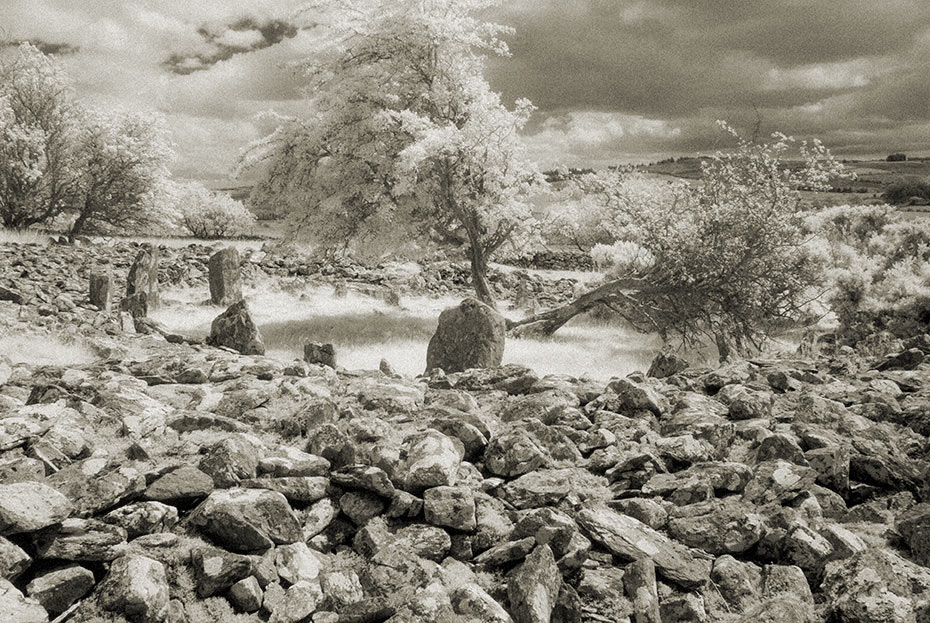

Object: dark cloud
[487,0,930,162]
[2,39,79,56]
[165,17,299,75]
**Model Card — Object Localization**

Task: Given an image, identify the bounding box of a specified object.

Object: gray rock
[647,351,689,378]
[0,482,72,535]
[208,247,242,306]
[25,564,95,615]
[189,488,302,552]
[268,580,323,623]
[126,244,160,309]
[423,486,476,531]
[425,298,505,373]
[229,576,263,612]
[401,429,462,492]
[0,578,48,623]
[667,498,766,554]
[98,555,169,623]
[198,435,261,488]
[577,507,709,589]
[623,558,660,623]
[821,549,918,623]
[89,271,114,311]
[507,544,562,623]
[191,547,252,597]
[304,342,336,368]
[145,466,214,502]
[206,300,265,355]
[331,465,395,498]
[339,491,385,525]
[711,555,762,613]
[241,476,329,504]
[605,378,668,416]
[450,583,513,622]
[103,501,178,539]
[396,524,452,561]
[274,542,322,585]
[33,518,127,561]
[0,535,31,580]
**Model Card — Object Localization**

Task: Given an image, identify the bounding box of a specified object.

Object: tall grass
[151,283,682,381]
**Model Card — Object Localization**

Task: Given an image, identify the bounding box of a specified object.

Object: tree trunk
[468,244,495,308]
[507,277,665,336]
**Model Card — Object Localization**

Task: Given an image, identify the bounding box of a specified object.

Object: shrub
[881,179,930,205]
[169,182,255,239]
[887,153,907,162]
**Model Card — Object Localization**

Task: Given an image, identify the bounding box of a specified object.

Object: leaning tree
[516,124,848,358]
[241,0,543,306]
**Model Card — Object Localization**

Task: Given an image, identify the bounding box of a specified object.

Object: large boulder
[206,300,265,355]
[208,247,243,306]
[126,244,159,309]
[425,298,505,373]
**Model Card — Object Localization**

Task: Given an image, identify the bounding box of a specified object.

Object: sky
[3,0,930,180]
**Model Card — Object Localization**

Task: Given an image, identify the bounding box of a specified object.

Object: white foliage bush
[169,182,255,239]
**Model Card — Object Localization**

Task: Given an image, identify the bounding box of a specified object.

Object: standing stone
[624,558,661,623]
[126,244,159,309]
[120,292,148,319]
[425,298,506,374]
[89,272,114,311]
[207,300,265,355]
[304,343,336,368]
[208,248,243,306]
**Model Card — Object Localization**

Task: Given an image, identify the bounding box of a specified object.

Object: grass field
[151,282,688,381]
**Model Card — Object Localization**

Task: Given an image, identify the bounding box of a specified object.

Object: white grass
[0,335,97,366]
[151,282,696,382]
[0,228,52,245]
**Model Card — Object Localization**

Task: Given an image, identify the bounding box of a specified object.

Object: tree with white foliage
[168,181,256,239]
[0,42,81,229]
[241,0,543,305]
[516,123,848,358]
[68,110,175,236]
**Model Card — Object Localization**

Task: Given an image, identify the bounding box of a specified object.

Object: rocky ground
[1,240,930,623]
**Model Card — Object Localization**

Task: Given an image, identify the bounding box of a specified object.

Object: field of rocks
[2,239,930,623]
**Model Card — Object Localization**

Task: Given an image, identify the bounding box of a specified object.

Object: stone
[484,429,548,478]
[667,498,766,555]
[606,378,667,416]
[89,271,114,311]
[623,558,660,623]
[103,501,178,539]
[0,482,72,535]
[145,466,214,502]
[609,498,668,529]
[450,583,513,622]
[473,537,536,567]
[0,536,31,580]
[804,446,850,492]
[425,298,506,373]
[577,507,709,589]
[98,555,169,623]
[208,247,242,306]
[0,456,45,484]
[33,518,127,561]
[783,526,833,582]
[303,343,336,368]
[756,433,808,466]
[268,580,323,623]
[396,524,452,561]
[206,300,265,356]
[126,244,160,309]
[189,488,302,552]
[500,468,583,510]
[191,547,252,597]
[895,503,930,566]
[229,576,263,613]
[659,593,707,623]
[0,285,25,305]
[711,555,761,612]
[821,549,917,623]
[275,542,322,585]
[647,351,690,378]
[26,564,95,615]
[47,461,145,518]
[258,450,330,478]
[198,435,261,488]
[718,384,772,420]
[339,491,385,525]
[741,460,817,505]
[423,486,476,531]
[401,429,462,492]
[331,465,395,498]
[0,578,48,623]
[761,564,812,603]
[507,544,562,623]
[320,570,365,608]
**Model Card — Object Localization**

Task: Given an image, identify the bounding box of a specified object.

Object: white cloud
[763,59,875,91]
[214,28,266,49]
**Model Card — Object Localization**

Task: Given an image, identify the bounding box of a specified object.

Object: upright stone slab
[208,247,243,306]
[425,298,506,374]
[89,272,114,311]
[207,300,265,355]
[304,343,336,368]
[126,244,159,309]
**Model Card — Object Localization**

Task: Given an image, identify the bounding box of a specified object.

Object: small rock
[189,488,302,552]
[424,486,476,532]
[206,300,265,355]
[229,576,263,613]
[304,343,336,368]
[191,547,252,597]
[507,544,562,623]
[145,466,214,502]
[0,482,72,535]
[0,578,48,623]
[623,558,660,623]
